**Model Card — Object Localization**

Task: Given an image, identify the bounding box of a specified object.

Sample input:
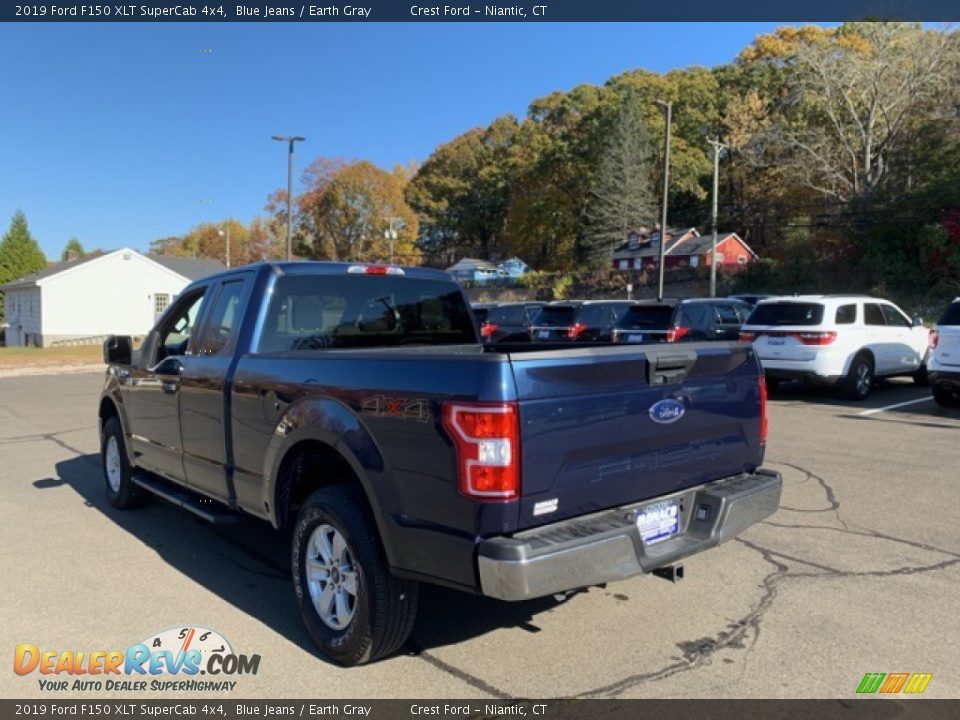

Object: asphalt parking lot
[2,371,959,699]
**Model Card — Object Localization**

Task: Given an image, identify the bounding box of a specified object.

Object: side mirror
[912,315,924,327]
[103,335,132,365]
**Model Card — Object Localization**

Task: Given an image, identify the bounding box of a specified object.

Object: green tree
[583,94,657,266]
[60,237,85,262]
[0,210,47,317]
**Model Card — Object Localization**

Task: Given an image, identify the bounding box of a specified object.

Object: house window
[737,255,747,265]
[154,293,170,316]
[714,253,725,264]
[619,260,628,271]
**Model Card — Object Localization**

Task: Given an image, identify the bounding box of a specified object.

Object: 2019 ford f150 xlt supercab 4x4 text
[98,261,782,666]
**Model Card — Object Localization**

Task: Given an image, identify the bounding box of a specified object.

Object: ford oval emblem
[649,398,685,424]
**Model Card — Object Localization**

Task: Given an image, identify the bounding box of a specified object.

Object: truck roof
[189,260,455,286]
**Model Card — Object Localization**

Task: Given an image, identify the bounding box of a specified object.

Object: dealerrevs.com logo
[14,626,260,693]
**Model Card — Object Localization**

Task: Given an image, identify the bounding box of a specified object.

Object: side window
[197,280,246,355]
[835,304,857,324]
[864,303,886,326]
[881,304,911,328]
[714,303,741,325]
[155,290,208,362]
[681,305,709,330]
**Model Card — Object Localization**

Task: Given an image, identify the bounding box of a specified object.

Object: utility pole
[654,100,672,301]
[707,137,728,298]
[383,216,402,264]
[271,135,306,261]
[218,225,231,268]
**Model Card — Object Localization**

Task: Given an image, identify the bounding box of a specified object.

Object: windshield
[531,306,576,326]
[258,275,477,351]
[617,305,675,330]
[746,302,825,326]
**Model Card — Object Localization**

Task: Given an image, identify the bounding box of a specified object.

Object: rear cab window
[746,302,825,326]
[257,275,476,352]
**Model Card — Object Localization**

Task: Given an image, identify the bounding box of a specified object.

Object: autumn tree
[299,160,420,263]
[583,94,658,266]
[0,211,47,316]
[739,22,957,201]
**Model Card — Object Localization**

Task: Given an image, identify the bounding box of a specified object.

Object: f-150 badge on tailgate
[649,398,685,424]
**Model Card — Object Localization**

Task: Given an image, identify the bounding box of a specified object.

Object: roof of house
[0,249,225,291]
[611,228,698,258]
[446,257,498,272]
[146,255,225,280]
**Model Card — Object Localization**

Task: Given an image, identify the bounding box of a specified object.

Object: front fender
[263,395,391,531]
[99,371,133,465]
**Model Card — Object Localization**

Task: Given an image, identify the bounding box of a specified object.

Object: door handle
[161,381,179,395]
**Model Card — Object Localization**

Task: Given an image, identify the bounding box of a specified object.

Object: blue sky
[0,22,789,258]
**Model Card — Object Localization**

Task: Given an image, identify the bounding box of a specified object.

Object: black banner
[4,0,960,22]
[2,700,959,720]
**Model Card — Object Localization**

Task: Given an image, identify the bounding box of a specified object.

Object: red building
[610,227,757,271]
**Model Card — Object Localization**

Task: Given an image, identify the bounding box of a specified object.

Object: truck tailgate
[508,343,765,530]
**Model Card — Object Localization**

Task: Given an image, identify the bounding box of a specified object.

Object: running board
[133,474,238,524]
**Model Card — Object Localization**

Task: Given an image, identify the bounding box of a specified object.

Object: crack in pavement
[573,459,959,699]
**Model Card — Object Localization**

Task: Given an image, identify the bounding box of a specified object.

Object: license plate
[636,500,679,544]
[628,333,644,342]
[767,337,785,345]
[538,330,550,339]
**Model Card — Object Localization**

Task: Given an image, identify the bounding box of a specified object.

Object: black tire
[292,485,418,666]
[913,361,930,387]
[933,384,960,409]
[101,416,149,509]
[842,354,874,401]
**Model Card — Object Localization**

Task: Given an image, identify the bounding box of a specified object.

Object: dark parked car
[612,298,754,344]
[471,303,495,325]
[529,300,635,342]
[480,301,544,343]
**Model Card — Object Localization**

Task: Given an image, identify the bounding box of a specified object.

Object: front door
[179,276,252,502]
[125,288,210,483]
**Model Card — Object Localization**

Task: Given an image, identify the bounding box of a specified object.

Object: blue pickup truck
[99,262,781,666]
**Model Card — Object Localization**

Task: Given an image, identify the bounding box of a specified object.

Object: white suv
[929,298,960,408]
[739,295,931,400]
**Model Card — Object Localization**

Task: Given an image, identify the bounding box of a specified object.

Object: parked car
[730,293,777,307]
[98,261,781,666]
[612,298,753,344]
[470,303,495,326]
[928,297,960,408]
[480,301,544,343]
[529,300,635,342]
[739,295,930,400]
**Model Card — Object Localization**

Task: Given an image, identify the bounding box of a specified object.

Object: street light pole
[271,135,306,261]
[383,216,402,264]
[655,100,672,301]
[218,225,231,268]
[707,137,728,298]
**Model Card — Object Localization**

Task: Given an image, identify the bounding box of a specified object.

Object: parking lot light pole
[217,226,231,268]
[655,100,672,301]
[271,135,306,261]
[707,137,728,298]
[383,216,402,264]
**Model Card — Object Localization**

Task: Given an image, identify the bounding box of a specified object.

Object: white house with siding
[0,249,223,347]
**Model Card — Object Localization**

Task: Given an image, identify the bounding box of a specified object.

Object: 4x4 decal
[361,395,431,422]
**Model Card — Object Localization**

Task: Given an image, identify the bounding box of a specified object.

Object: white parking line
[858,397,934,416]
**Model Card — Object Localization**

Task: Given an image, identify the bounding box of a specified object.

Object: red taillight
[930,329,939,349]
[759,375,768,445]
[739,331,757,342]
[796,331,837,345]
[568,322,587,339]
[442,402,520,501]
[666,326,690,343]
[480,322,497,338]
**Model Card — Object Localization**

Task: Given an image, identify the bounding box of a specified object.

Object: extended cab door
[179,274,254,502]
[125,286,211,483]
